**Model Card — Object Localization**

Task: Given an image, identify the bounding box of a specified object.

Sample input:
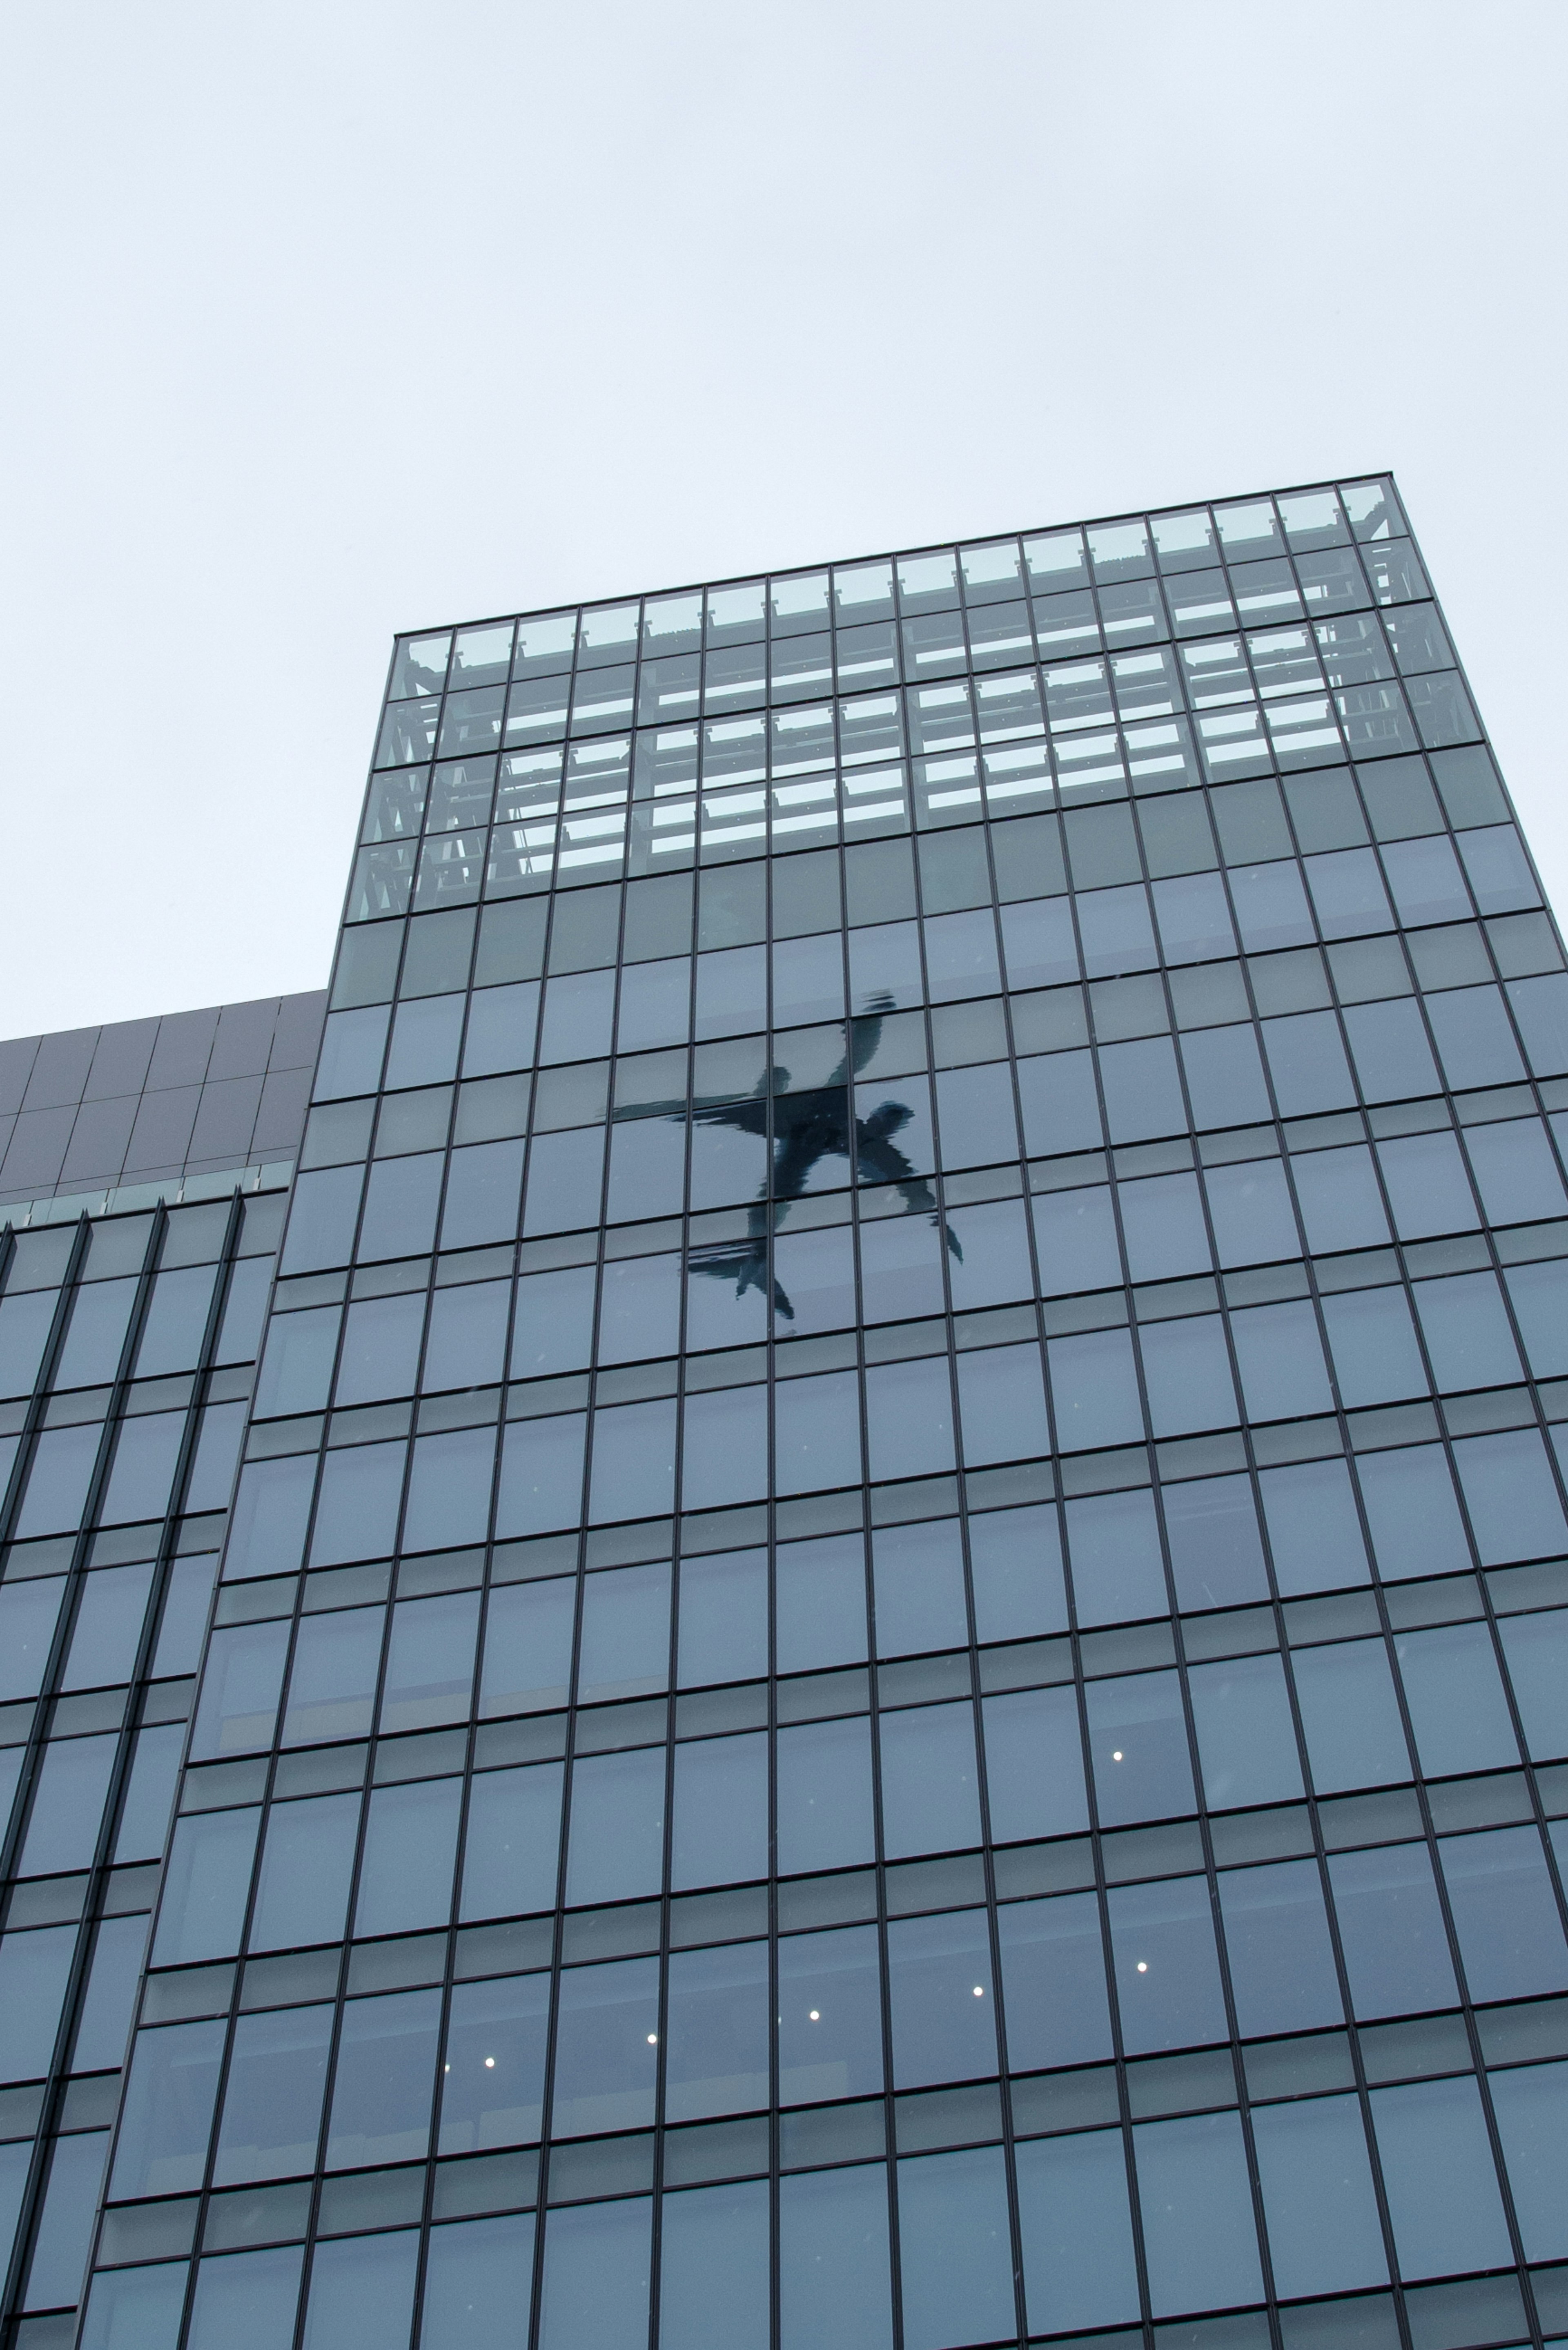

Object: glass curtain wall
[78,478,1568,2350]
[0,1187,283,2346]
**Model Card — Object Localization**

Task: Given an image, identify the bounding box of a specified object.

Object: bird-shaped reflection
[677,998,960,1321]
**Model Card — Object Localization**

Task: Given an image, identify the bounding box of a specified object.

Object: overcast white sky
[1,1,1563,1038]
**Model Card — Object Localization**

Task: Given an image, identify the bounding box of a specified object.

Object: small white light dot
[1111,1750,1124,1762]
[809,2010,820,2022]
[443,2063,450,2073]
[647,2033,658,2045]
[485,2056,496,2069]
[972,1986,984,1998]
[1136,1962,1148,1974]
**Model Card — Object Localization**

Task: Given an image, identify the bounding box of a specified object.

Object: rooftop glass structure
[5,475,1568,2350]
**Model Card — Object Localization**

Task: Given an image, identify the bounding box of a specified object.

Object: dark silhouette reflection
[679,1001,960,1321]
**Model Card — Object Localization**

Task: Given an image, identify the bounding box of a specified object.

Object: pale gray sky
[1,1,1563,1036]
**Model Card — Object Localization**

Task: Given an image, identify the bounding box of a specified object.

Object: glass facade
[0,990,326,2350]
[10,474,1568,2350]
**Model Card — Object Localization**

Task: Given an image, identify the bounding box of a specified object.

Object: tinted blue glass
[495,1411,586,1534]
[776,1717,874,1874]
[20,1730,119,1873]
[1451,1427,1568,1563]
[358,1152,443,1260]
[1438,1826,1568,2002]
[1189,1654,1304,1809]
[1289,1143,1391,1251]
[420,2214,536,2350]
[1395,1623,1519,1775]
[1291,1638,1409,1791]
[1162,1474,1267,1610]
[897,2145,1014,2350]
[523,1126,605,1234]
[420,1279,508,1391]
[1138,1314,1238,1439]
[324,1989,440,2169]
[659,2180,769,2350]
[1328,1844,1459,2017]
[775,1533,866,1672]
[114,1722,184,1862]
[1488,2059,1568,2264]
[459,1761,562,1920]
[997,1891,1111,2069]
[22,2127,105,2307]
[577,1560,669,1700]
[0,1290,58,1398]
[185,2244,303,2350]
[1505,1256,1568,1377]
[111,2018,225,2196]
[1369,2076,1512,2281]
[1047,1327,1142,1451]
[777,1925,882,2103]
[664,1940,769,2121]
[1497,1610,1568,1760]
[1376,1130,1479,1238]
[670,1731,767,1889]
[968,1503,1067,1642]
[63,1561,154,1688]
[774,1367,862,1493]
[1108,1874,1228,2053]
[437,1972,548,2152]
[676,1547,767,1687]
[1343,998,1439,1100]
[401,1432,493,1556]
[1064,1489,1167,1625]
[982,1686,1088,1842]
[478,1581,573,1716]
[1016,2129,1140,2335]
[1354,1443,1470,1579]
[1119,1172,1209,1282]
[224,1454,314,1579]
[249,1792,358,1950]
[1252,2096,1387,2297]
[309,1439,404,1565]
[1099,1035,1185,1142]
[152,1808,260,1964]
[54,1277,138,1387]
[597,1252,680,1362]
[212,2004,332,2184]
[79,2260,189,2350]
[136,1264,218,1375]
[1262,1010,1355,1115]
[778,2163,893,2350]
[551,1957,657,2135]
[1134,2110,1264,2317]
[956,1341,1049,1467]
[510,1266,595,1376]
[185,1398,247,1511]
[1085,1671,1194,1825]
[588,1395,676,1520]
[1180,1024,1272,1130]
[0,1923,75,2081]
[871,1518,967,1657]
[15,1422,101,1537]
[383,1589,481,1729]
[299,2231,418,2350]
[334,1291,423,1405]
[681,1384,767,1509]
[1217,1859,1344,2036]
[565,1747,664,1906]
[1426,984,1526,1087]
[945,1198,1032,1311]
[0,1579,65,1700]
[440,1140,524,1249]
[1259,1458,1370,1595]
[355,1776,461,1936]
[879,1703,982,1857]
[280,1166,363,1274]
[1466,1119,1568,1224]
[864,1356,955,1482]
[72,1912,147,2072]
[281,1607,382,1746]
[886,1907,996,2087]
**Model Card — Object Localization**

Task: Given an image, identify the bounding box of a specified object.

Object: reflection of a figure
[679,998,960,1322]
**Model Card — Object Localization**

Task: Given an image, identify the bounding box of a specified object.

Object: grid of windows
[0,1188,285,2344]
[67,480,1568,2350]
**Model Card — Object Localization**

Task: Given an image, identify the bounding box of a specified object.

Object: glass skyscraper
[5,474,1568,2350]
